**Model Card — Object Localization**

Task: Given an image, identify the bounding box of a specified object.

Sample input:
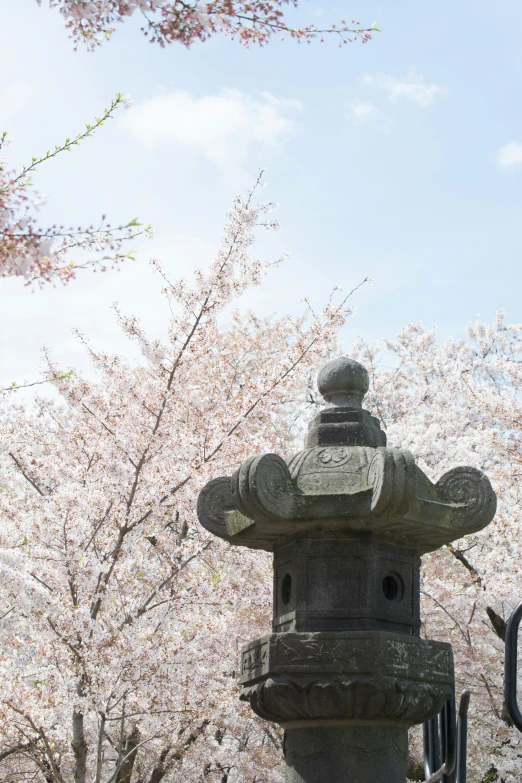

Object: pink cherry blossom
[0,175,359,782]
[0,93,151,286]
[348,317,522,780]
[39,1,377,50]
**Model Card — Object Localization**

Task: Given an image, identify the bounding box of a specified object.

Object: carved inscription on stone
[241,641,269,677]
[240,633,454,688]
[385,639,451,680]
[276,637,372,672]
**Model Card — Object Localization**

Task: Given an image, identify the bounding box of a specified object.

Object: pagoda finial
[317,356,369,408]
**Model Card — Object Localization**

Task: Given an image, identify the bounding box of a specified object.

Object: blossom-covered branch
[0,92,152,285]
[348,314,522,780]
[41,1,378,50]
[0,176,360,782]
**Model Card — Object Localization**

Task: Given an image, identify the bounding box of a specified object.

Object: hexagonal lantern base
[240,626,453,783]
[240,630,453,727]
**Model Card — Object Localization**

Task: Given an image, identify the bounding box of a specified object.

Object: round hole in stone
[382,572,403,602]
[281,573,292,605]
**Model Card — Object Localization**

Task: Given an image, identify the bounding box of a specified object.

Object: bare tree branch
[8,453,46,496]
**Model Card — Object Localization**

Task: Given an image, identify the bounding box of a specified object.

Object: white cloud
[362,70,447,108]
[120,88,302,173]
[347,102,380,123]
[496,141,522,168]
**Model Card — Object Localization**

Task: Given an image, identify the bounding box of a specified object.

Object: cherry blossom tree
[1,93,151,286]
[3,178,521,782]
[0,175,359,782]
[346,318,522,782]
[40,1,377,50]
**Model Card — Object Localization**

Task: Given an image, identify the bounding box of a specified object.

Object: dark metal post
[505,600,522,733]
[423,691,470,783]
[455,691,471,783]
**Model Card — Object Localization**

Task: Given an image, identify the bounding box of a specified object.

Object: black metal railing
[423,691,470,783]
[423,596,522,782]
[505,599,522,733]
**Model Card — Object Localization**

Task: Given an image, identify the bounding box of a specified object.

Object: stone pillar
[284,725,407,783]
[197,357,497,782]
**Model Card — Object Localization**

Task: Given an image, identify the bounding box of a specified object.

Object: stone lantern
[197,358,496,782]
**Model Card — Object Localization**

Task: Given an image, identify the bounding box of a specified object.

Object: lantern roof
[197,357,496,554]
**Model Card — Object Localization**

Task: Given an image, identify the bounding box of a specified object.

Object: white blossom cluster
[0,179,349,781]
[349,312,522,779]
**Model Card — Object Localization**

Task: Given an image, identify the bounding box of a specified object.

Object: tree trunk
[72,709,88,783]
[406,756,424,781]
[148,747,170,783]
[42,757,56,783]
[117,725,140,783]
[146,721,209,783]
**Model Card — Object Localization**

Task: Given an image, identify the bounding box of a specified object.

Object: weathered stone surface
[272,533,420,635]
[197,442,496,554]
[317,356,370,408]
[196,476,238,539]
[240,631,453,726]
[284,725,408,783]
[196,357,497,783]
[305,406,387,449]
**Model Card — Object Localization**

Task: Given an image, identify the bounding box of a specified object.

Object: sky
[2,0,522,390]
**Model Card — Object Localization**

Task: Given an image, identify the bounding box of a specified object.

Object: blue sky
[2,0,522,387]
